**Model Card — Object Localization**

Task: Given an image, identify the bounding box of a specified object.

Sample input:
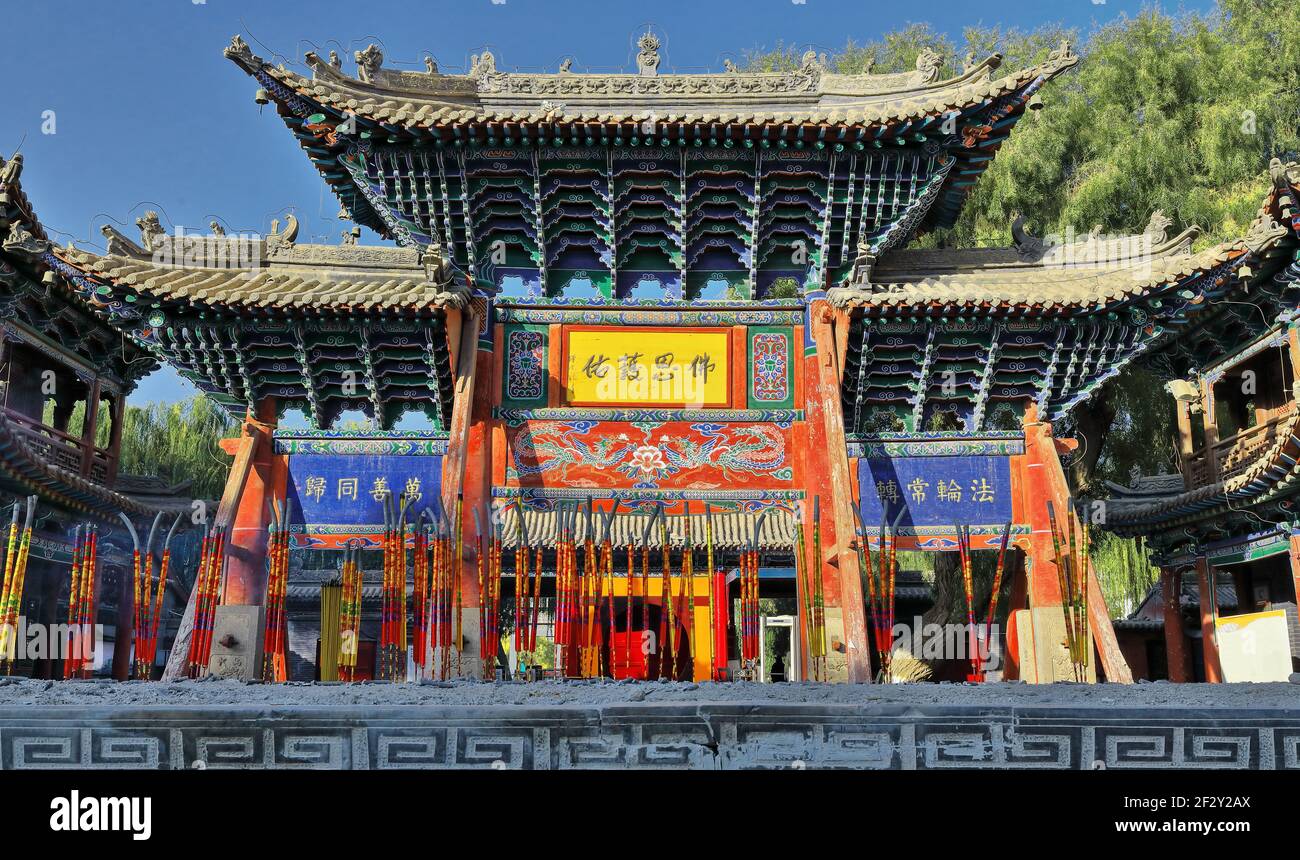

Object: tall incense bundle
[625,532,635,677]
[186,525,214,678]
[797,512,816,679]
[704,504,715,679]
[810,498,826,681]
[681,512,694,675]
[513,500,526,662]
[337,544,363,681]
[954,524,982,682]
[0,497,37,670]
[451,494,462,676]
[486,511,503,679]
[1045,500,1091,681]
[147,514,183,673]
[118,512,162,679]
[187,524,226,678]
[582,501,600,677]
[262,501,291,682]
[600,500,619,679]
[553,503,568,668]
[472,507,485,676]
[638,511,656,680]
[78,525,99,678]
[851,507,882,680]
[657,509,674,680]
[413,513,429,671]
[63,526,85,679]
[982,522,1013,667]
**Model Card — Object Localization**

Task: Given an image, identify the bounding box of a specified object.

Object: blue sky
[1,0,1215,406]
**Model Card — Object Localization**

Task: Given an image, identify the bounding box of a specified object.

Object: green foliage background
[117,396,237,500]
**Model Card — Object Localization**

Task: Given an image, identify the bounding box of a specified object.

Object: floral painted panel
[747,326,794,409]
[502,324,548,407]
[506,420,795,490]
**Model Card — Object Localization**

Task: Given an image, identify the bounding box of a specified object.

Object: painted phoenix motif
[508,421,792,489]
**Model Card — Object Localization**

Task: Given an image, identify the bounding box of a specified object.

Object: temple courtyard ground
[0,678,1297,769]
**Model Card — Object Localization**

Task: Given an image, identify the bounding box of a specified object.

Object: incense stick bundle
[704,504,715,680]
[78,525,99,678]
[262,501,291,682]
[187,524,226,678]
[797,513,816,680]
[639,511,655,680]
[981,522,1013,668]
[954,524,982,682]
[657,509,674,680]
[810,498,826,682]
[64,526,84,679]
[1045,500,1091,681]
[682,513,694,677]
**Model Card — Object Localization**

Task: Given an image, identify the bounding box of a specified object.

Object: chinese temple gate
[15,31,1300,684]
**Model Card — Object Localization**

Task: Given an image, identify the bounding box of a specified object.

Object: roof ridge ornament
[914,47,943,84]
[637,31,661,77]
[469,50,497,80]
[0,153,23,188]
[1046,40,1075,70]
[1144,210,1172,242]
[354,44,383,83]
[135,211,166,253]
[1010,213,1049,261]
[1242,215,1286,254]
[3,219,49,257]
[800,50,826,75]
[266,214,299,252]
[100,224,146,258]
[225,34,257,65]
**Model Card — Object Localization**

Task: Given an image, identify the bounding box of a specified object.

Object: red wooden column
[803,301,870,682]
[1160,565,1192,682]
[442,305,485,676]
[221,398,283,606]
[1194,555,1223,683]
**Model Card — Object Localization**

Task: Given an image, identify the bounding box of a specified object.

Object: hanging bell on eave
[1027,93,1044,111]
[1237,265,1253,281]
[254,87,270,106]
[42,270,56,286]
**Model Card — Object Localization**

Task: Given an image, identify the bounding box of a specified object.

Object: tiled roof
[829,211,1290,311]
[225,36,1079,131]
[53,222,471,314]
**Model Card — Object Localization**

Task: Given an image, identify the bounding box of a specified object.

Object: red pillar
[803,301,870,682]
[221,399,281,606]
[441,306,484,676]
[1195,556,1223,682]
[1160,566,1192,682]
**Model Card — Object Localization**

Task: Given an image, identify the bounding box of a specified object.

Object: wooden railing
[2,407,116,484]
[1183,408,1295,488]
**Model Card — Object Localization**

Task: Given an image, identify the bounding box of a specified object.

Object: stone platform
[0,679,1296,770]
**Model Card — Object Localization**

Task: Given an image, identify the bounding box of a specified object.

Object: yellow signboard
[564,327,731,407]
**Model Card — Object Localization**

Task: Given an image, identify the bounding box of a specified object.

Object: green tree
[116,396,237,499]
